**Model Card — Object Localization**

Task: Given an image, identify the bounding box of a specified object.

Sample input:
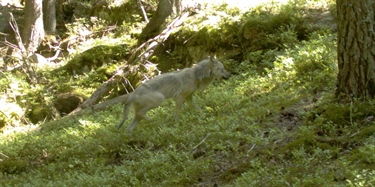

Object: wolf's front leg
[187,94,201,111]
[174,96,187,122]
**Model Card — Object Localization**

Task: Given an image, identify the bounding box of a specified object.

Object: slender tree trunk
[22,0,44,53]
[336,0,375,100]
[43,0,56,34]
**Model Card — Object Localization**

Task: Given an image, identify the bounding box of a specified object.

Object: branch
[0,152,9,159]
[68,68,130,115]
[190,133,211,154]
[50,94,129,126]
[8,12,39,83]
[8,13,27,57]
[138,0,149,23]
[128,11,190,64]
[66,12,191,117]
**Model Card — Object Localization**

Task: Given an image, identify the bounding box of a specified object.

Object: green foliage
[156,0,334,73]
[2,0,375,186]
[56,44,129,75]
[239,4,306,51]
[0,73,28,128]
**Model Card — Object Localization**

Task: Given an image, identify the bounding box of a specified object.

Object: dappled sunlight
[183,0,289,13]
[1,0,374,186]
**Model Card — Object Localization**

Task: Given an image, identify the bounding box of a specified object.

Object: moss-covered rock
[28,105,51,124]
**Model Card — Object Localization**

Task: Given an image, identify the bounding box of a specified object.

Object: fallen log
[67,12,190,116]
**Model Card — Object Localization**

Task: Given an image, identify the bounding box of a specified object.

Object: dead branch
[190,133,211,154]
[68,68,130,115]
[8,12,38,83]
[8,13,27,56]
[0,151,9,159]
[128,11,190,64]
[50,94,128,127]
[67,11,191,116]
[138,0,149,23]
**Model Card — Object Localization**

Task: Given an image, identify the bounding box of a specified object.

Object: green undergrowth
[1,29,375,186]
[1,0,374,186]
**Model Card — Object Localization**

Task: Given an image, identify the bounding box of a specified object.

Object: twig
[190,133,211,154]
[249,144,256,152]
[0,152,9,159]
[2,39,19,50]
[8,12,38,83]
[8,13,27,56]
[138,0,149,23]
[350,100,353,126]
[0,110,12,127]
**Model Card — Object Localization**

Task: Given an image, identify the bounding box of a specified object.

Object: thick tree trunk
[336,0,375,100]
[43,0,56,34]
[22,0,44,53]
[137,0,173,44]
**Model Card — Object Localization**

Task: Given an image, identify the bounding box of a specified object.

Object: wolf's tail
[117,93,134,130]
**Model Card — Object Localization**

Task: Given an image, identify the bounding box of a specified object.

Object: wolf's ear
[195,63,211,80]
[208,55,217,64]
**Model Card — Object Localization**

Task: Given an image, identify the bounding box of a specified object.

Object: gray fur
[117,56,231,134]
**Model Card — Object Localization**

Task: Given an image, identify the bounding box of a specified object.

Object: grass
[3,33,374,185]
[1,0,375,186]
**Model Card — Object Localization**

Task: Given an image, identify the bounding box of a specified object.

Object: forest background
[0,0,374,186]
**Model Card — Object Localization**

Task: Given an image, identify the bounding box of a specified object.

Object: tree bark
[336,0,375,100]
[22,0,45,53]
[137,0,173,44]
[43,0,56,34]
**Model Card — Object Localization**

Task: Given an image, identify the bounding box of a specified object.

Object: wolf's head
[195,56,231,80]
[209,57,231,79]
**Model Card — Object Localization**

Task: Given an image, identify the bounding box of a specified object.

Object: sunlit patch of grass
[2,0,373,186]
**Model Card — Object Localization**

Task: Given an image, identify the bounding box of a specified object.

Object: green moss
[28,105,51,124]
[283,132,316,153]
[353,125,375,141]
[56,44,129,75]
[54,94,83,115]
[350,142,375,167]
[0,159,28,174]
[2,0,370,186]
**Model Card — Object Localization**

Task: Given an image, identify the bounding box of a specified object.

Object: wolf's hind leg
[127,116,142,135]
[127,92,164,134]
[117,103,132,130]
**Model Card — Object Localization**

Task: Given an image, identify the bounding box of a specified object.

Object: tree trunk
[137,0,173,44]
[22,0,44,53]
[336,0,375,100]
[43,0,56,34]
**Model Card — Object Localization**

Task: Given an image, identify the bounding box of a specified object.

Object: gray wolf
[117,56,231,134]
